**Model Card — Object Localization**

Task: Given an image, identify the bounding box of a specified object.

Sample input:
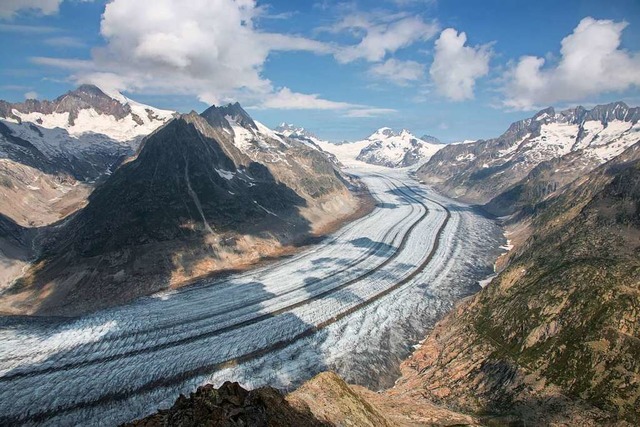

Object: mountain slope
[389,142,640,425]
[356,127,442,168]
[0,105,359,316]
[418,102,640,204]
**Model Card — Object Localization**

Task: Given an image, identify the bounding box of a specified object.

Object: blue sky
[1,0,639,142]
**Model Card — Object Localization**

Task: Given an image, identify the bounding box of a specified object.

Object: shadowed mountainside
[0,105,360,316]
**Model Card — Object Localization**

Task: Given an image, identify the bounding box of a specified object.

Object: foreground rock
[128,372,479,427]
[125,381,328,427]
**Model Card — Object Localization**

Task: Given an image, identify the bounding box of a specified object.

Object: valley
[0,167,503,426]
[2,2,640,425]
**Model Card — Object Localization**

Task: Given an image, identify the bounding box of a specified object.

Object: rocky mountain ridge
[0,84,174,181]
[418,101,640,204]
[0,85,175,231]
[394,141,640,425]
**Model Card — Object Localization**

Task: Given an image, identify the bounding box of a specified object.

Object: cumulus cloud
[429,28,491,101]
[503,17,640,110]
[24,91,38,99]
[0,0,61,18]
[369,58,425,86]
[31,0,402,114]
[329,13,439,63]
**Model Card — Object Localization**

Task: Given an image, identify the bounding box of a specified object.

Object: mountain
[275,123,340,165]
[0,85,175,229]
[389,142,640,425]
[417,102,640,204]
[275,123,321,148]
[0,104,359,316]
[356,127,443,167]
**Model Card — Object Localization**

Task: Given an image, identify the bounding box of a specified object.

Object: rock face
[125,381,329,427]
[356,128,443,167]
[0,104,359,316]
[391,142,640,425]
[418,102,640,205]
[129,372,480,427]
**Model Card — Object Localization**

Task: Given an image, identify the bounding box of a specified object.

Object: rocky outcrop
[125,381,329,427]
[129,372,481,427]
[418,102,640,204]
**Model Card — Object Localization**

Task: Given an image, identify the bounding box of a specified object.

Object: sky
[1,0,640,142]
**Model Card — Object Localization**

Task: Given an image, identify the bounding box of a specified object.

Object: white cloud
[0,23,58,32]
[429,28,491,101]
[42,0,354,110]
[24,91,38,99]
[344,107,397,118]
[503,17,640,110]
[31,0,396,114]
[257,87,396,118]
[259,87,354,110]
[30,56,93,69]
[331,14,439,63]
[0,0,61,18]
[369,58,425,86]
[44,36,85,48]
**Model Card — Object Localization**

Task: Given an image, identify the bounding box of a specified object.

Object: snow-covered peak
[1,84,175,145]
[95,85,175,120]
[275,123,316,140]
[356,127,443,168]
[367,127,395,140]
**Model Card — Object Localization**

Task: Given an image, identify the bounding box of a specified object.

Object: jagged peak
[57,84,122,104]
[200,101,257,130]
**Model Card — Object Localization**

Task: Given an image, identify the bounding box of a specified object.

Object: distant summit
[355,127,443,167]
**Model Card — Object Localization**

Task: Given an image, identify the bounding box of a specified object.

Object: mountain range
[418,102,640,210]
[1,84,638,424]
[0,86,360,316]
[277,124,443,168]
[355,127,442,167]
